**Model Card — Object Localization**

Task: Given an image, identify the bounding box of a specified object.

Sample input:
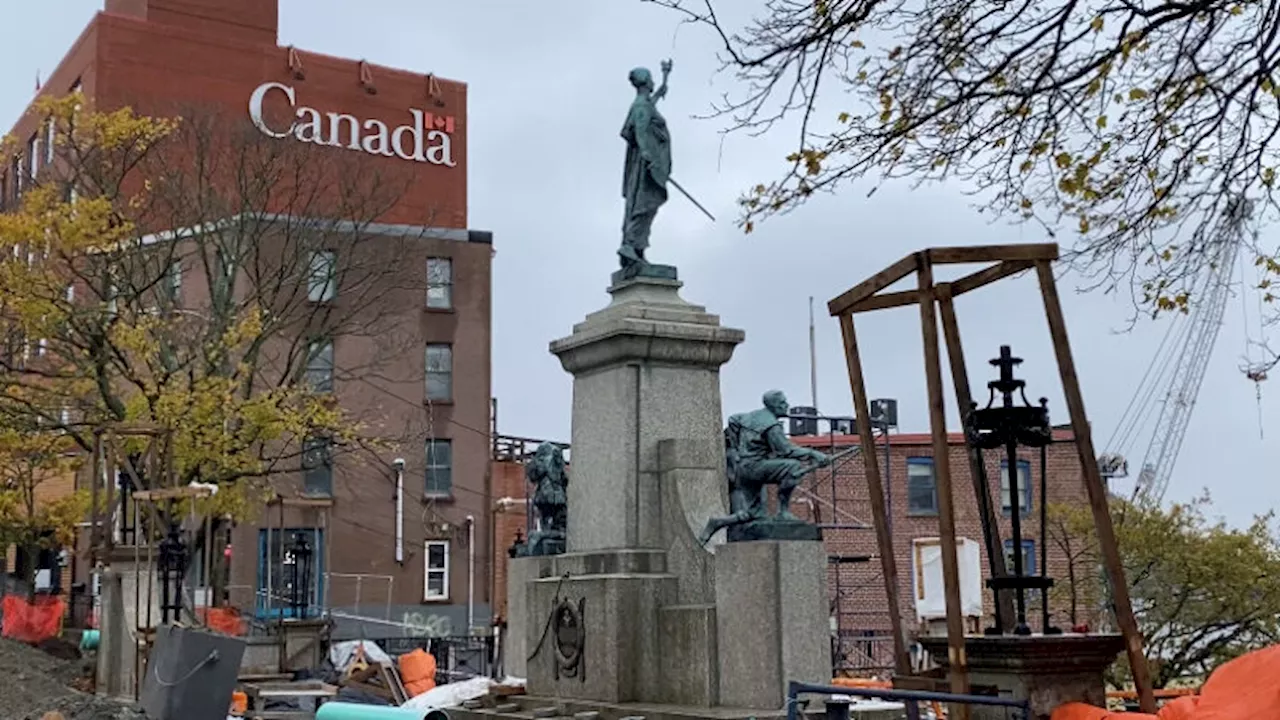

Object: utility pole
[809,296,819,409]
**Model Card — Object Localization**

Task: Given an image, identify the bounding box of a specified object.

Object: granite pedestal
[919,634,1125,720]
[715,541,832,709]
[518,272,834,716]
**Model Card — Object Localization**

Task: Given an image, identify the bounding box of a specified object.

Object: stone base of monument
[446,695,904,720]
[523,549,677,704]
[715,540,831,709]
[918,633,1125,720]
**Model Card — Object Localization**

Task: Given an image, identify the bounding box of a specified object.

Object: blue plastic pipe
[79,630,100,651]
[316,703,429,720]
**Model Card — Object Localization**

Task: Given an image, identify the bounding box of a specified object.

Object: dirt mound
[0,637,141,720]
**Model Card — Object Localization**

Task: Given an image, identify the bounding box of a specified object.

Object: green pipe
[316,703,431,720]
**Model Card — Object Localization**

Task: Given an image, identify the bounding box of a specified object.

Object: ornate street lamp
[965,345,1059,636]
[157,523,188,624]
[287,531,313,618]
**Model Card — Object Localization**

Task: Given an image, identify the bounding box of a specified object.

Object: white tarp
[402,676,526,711]
[911,536,984,620]
[328,639,394,673]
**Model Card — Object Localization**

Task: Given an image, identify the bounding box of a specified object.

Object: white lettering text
[247,82,458,168]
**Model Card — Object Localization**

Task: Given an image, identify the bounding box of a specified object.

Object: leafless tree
[648,0,1280,321]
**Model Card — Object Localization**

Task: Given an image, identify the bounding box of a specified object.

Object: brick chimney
[104,0,278,45]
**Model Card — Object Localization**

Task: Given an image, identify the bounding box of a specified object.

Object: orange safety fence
[197,606,248,636]
[1,595,66,644]
[1052,643,1280,720]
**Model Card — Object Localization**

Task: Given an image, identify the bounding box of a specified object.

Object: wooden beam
[828,254,919,317]
[851,290,920,313]
[837,312,911,676]
[948,259,1035,297]
[1034,260,1156,714]
[132,486,215,502]
[926,243,1059,265]
[915,255,971,713]
[936,285,1015,630]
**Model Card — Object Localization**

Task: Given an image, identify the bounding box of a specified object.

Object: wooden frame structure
[827,243,1156,715]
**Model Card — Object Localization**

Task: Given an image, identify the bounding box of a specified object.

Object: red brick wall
[490,459,529,622]
[792,430,1097,640]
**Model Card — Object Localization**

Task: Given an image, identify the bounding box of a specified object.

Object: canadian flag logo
[424,113,455,134]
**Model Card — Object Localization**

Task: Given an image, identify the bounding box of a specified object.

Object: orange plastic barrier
[229,691,248,716]
[1052,643,1280,720]
[1,595,66,644]
[832,677,892,689]
[399,648,437,698]
[199,607,248,636]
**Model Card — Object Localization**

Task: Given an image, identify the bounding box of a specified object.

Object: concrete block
[715,541,831,710]
[505,556,539,678]
[525,560,676,703]
[658,604,718,706]
[140,625,246,720]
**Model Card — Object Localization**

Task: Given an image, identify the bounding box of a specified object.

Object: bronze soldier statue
[699,390,831,544]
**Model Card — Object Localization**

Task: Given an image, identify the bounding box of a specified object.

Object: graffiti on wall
[401,610,454,638]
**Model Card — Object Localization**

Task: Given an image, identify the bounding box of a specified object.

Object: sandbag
[398,648,437,698]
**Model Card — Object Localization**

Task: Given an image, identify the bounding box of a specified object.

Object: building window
[426,257,453,309]
[307,250,336,302]
[305,338,334,393]
[425,439,452,497]
[13,155,24,196]
[166,260,182,303]
[1003,539,1036,576]
[1000,459,1033,515]
[906,457,938,516]
[302,436,333,497]
[28,135,40,179]
[45,118,55,166]
[425,344,453,401]
[256,528,325,618]
[424,540,449,600]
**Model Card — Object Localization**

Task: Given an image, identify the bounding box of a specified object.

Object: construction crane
[1102,197,1253,505]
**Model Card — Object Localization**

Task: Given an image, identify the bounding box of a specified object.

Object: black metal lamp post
[965,345,1059,636]
[157,523,188,624]
[287,531,313,618]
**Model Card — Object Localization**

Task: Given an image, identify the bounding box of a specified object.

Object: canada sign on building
[248,82,456,167]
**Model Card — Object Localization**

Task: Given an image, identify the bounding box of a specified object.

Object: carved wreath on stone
[552,597,585,682]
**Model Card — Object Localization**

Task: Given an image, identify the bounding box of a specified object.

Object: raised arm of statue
[653,59,673,102]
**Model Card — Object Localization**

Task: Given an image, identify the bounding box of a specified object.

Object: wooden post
[837,312,911,676]
[1034,261,1156,714]
[915,257,970,709]
[937,285,1015,630]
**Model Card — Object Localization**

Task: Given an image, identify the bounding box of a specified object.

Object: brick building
[790,427,1094,671]
[1,0,494,635]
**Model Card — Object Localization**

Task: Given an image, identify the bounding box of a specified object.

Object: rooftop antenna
[809,296,818,410]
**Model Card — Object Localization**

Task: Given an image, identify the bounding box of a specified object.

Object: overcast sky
[2,1,1275,527]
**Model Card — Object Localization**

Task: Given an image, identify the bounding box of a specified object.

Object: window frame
[905,456,939,517]
[1000,459,1034,515]
[305,338,335,394]
[424,540,450,601]
[425,343,453,402]
[306,250,337,303]
[302,436,333,497]
[424,439,453,498]
[426,257,454,309]
[28,134,40,179]
[1003,538,1037,576]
